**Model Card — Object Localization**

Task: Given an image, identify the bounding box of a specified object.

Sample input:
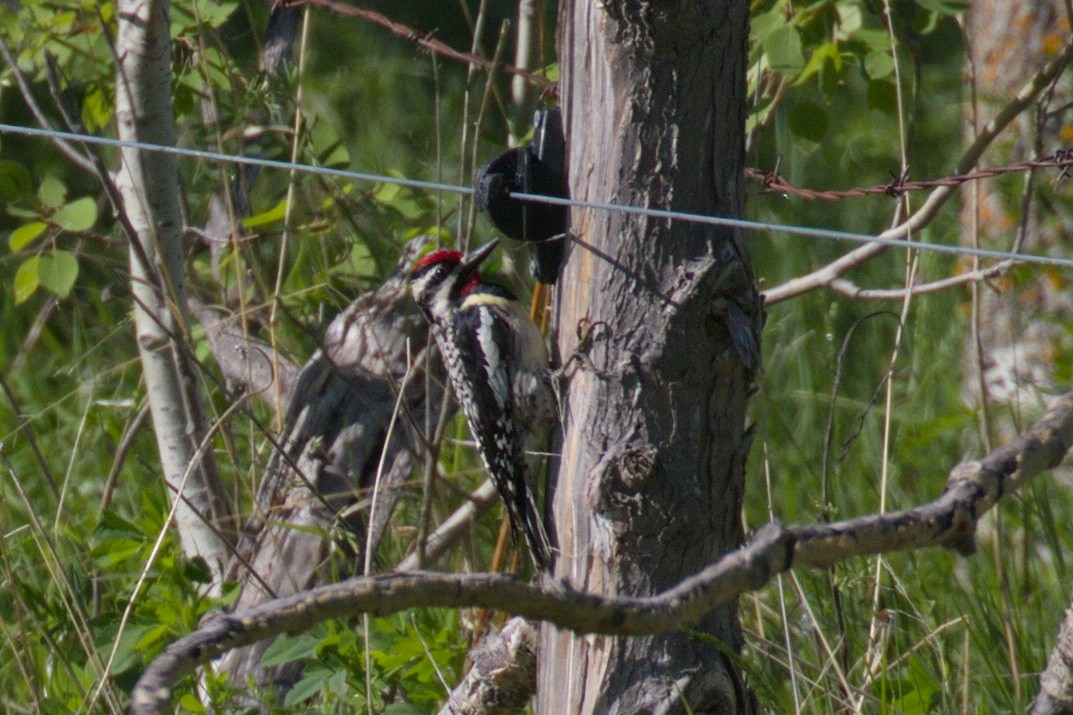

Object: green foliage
[0,0,1069,712]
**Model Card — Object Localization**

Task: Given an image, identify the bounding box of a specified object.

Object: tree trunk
[115,0,232,581]
[539,2,757,712]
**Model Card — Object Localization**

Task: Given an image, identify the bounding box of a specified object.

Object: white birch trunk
[115,0,231,582]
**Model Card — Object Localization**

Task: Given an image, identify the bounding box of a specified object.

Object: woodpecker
[409,240,555,569]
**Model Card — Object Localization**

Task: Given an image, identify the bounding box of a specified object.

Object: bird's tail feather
[517,488,553,571]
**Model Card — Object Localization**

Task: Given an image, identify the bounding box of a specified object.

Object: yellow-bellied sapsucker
[409,240,555,569]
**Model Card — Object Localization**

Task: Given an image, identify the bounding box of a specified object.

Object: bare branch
[133,390,1073,714]
[826,259,1013,301]
[396,479,499,571]
[1036,598,1073,714]
[189,299,300,405]
[436,617,537,715]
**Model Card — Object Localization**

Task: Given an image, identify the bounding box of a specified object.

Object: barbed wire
[4,121,1073,269]
[305,0,1073,204]
[745,152,1073,200]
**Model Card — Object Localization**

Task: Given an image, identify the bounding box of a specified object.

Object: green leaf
[797,42,842,85]
[14,257,40,304]
[750,8,786,46]
[182,555,212,583]
[835,2,863,36]
[53,197,98,232]
[764,25,805,75]
[37,250,79,299]
[309,122,350,168]
[373,181,402,206]
[864,49,895,79]
[90,538,143,568]
[9,222,48,251]
[178,693,206,713]
[852,28,893,52]
[538,62,559,82]
[97,508,144,538]
[385,703,428,715]
[867,79,898,114]
[195,0,238,28]
[283,670,329,708]
[260,632,322,667]
[348,240,376,277]
[788,101,828,142]
[915,0,968,14]
[82,86,113,132]
[0,160,33,202]
[242,198,288,229]
[38,175,68,208]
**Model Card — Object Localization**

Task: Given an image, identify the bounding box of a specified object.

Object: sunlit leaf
[797,42,842,85]
[242,198,288,229]
[37,250,79,299]
[14,256,40,304]
[178,693,206,714]
[764,25,805,75]
[38,175,67,208]
[9,222,48,251]
[82,86,113,131]
[53,197,98,232]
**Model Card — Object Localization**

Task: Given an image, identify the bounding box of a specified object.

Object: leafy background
[1,0,1070,712]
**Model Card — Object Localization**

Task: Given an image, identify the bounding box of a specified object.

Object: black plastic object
[474,107,568,284]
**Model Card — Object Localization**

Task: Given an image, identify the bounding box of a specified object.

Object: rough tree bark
[115,0,232,581]
[540,1,758,712]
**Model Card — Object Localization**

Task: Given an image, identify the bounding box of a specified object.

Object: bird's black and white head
[409,240,499,321]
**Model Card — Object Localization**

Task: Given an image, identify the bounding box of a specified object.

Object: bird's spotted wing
[449,303,551,568]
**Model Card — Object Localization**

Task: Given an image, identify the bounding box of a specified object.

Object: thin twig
[290,0,555,97]
[0,38,96,174]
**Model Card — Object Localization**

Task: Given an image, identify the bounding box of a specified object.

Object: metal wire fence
[3,121,1073,269]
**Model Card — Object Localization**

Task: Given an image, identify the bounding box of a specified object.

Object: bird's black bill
[461,239,499,275]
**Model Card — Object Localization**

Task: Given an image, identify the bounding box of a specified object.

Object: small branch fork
[132,390,1073,715]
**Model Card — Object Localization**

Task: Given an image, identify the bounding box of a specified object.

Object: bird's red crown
[411,248,480,295]
[411,248,463,272]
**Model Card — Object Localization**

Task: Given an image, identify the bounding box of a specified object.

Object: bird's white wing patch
[478,308,510,410]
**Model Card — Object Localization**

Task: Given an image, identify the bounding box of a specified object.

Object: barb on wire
[289,0,557,98]
[4,122,1073,270]
[746,150,1073,201]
